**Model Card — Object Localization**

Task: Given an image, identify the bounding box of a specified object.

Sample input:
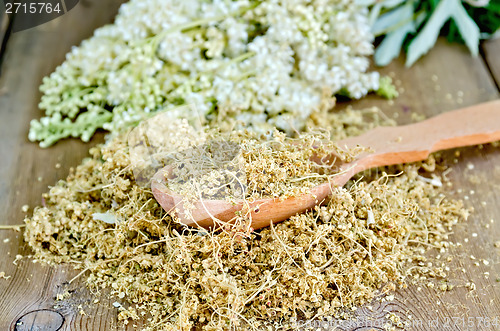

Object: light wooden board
[483,37,500,91]
[336,38,500,330]
[0,1,127,330]
[0,12,11,61]
[0,7,499,330]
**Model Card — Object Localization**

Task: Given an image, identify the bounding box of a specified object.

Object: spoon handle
[338,99,500,172]
[152,99,500,231]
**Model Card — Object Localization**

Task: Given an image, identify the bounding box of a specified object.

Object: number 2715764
[5,2,62,14]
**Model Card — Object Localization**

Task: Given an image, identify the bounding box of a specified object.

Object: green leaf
[355,0,378,6]
[372,2,415,36]
[374,2,416,65]
[375,21,415,66]
[428,0,441,10]
[452,1,480,56]
[368,3,383,26]
[406,0,480,67]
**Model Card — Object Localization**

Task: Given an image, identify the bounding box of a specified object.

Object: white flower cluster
[30,0,380,147]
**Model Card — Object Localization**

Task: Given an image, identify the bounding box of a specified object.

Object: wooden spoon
[152,99,500,230]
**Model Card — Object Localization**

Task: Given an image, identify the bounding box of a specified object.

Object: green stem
[150,2,261,51]
[0,224,26,230]
[47,86,98,117]
[170,51,256,96]
[219,51,256,69]
[232,70,257,81]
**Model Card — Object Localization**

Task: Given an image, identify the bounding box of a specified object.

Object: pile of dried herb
[24,106,469,330]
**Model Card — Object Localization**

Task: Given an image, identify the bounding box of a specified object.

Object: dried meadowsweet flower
[164,128,358,203]
[24,106,469,330]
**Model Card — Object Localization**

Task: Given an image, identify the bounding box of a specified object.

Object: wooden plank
[0,1,126,330]
[338,38,499,122]
[482,37,500,91]
[0,12,10,59]
[0,8,499,330]
[336,39,500,330]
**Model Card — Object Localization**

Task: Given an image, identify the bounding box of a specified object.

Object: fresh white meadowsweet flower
[30,0,382,147]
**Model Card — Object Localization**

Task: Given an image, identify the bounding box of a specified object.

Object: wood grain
[335,40,500,330]
[337,38,498,122]
[0,12,11,61]
[0,1,126,330]
[482,37,500,91]
[0,10,499,331]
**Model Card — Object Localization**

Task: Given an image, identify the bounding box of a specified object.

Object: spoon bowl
[152,100,500,230]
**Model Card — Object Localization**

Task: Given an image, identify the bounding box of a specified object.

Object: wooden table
[0,2,499,330]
